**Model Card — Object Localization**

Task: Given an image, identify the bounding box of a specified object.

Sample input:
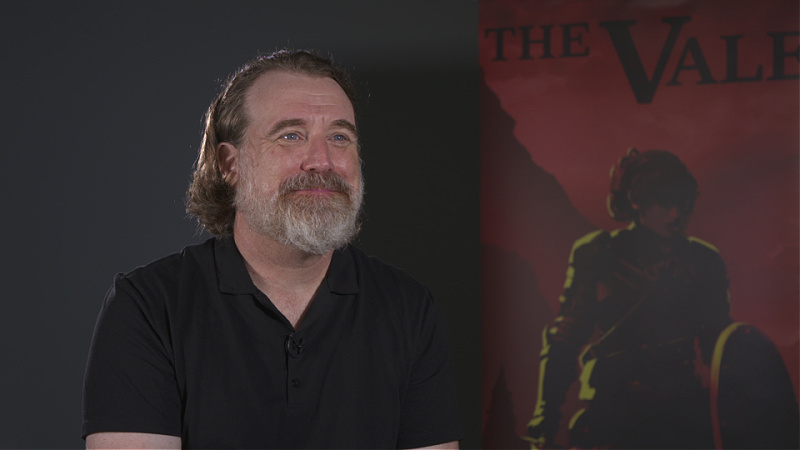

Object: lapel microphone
[285,333,304,358]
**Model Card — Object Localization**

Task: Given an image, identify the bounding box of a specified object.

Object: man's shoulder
[121,238,215,278]
[568,229,612,266]
[112,238,218,298]
[687,235,721,255]
[342,245,432,297]
[572,229,612,249]
[686,235,727,270]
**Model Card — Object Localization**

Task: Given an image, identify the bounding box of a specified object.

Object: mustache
[279,172,353,197]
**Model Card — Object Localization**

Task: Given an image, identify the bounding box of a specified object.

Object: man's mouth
[666,221,686,234]
[293,187,342,194]
[280,172,352,198]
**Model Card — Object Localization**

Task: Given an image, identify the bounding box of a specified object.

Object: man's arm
[86,432,181,449]
[83,275,183,442]
[527,231,607,447]
[404,441,459,449]
[395,290,462,449]
[87,434,454,450]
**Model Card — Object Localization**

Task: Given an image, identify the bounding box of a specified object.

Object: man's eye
[331,134,349,142]
[281,132,301,140]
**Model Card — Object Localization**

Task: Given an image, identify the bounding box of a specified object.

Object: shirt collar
[214,237,359,296]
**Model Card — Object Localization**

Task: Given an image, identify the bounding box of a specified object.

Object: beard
[235,164,364,256]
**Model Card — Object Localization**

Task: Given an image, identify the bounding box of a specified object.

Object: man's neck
[233,217,333,328]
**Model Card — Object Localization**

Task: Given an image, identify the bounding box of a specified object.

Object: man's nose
[301,136,332,172]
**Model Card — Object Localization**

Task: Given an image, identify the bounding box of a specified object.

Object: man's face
[637,202,691,238]
[232,70,363,254]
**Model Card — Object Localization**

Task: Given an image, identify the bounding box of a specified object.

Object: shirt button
[291,378,300,387]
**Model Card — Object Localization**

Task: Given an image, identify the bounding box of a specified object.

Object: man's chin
[648,225,685,239]
[668,223,688,236]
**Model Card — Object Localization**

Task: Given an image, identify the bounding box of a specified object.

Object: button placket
[285,332,305,407]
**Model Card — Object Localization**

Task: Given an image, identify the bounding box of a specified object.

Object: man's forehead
[245,70,354,115]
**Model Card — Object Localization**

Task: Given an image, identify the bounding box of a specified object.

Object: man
[526,149,733,449]
[82,49,461,449]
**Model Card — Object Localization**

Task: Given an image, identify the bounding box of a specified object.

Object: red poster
[480,1,799,448]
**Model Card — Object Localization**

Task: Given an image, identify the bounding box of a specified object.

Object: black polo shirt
[82,238,461,449]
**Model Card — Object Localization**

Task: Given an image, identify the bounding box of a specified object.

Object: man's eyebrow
[266,119,358,138]
[332,119,358,137]
[267,119,306,137]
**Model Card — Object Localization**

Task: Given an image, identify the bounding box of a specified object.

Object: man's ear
[217,142,240,188]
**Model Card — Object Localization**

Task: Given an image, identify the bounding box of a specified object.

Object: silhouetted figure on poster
[525,149,799,449]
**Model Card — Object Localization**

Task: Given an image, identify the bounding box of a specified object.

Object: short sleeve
[82,273,181,439]
[396,295,462,449]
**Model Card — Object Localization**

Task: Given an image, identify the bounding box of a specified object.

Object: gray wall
[1,2,480,448]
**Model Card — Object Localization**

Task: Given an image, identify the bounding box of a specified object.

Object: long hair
[607,148,698,222]
[186,49,357,236]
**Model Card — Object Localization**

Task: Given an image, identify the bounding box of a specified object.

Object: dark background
[0,2,480,448]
